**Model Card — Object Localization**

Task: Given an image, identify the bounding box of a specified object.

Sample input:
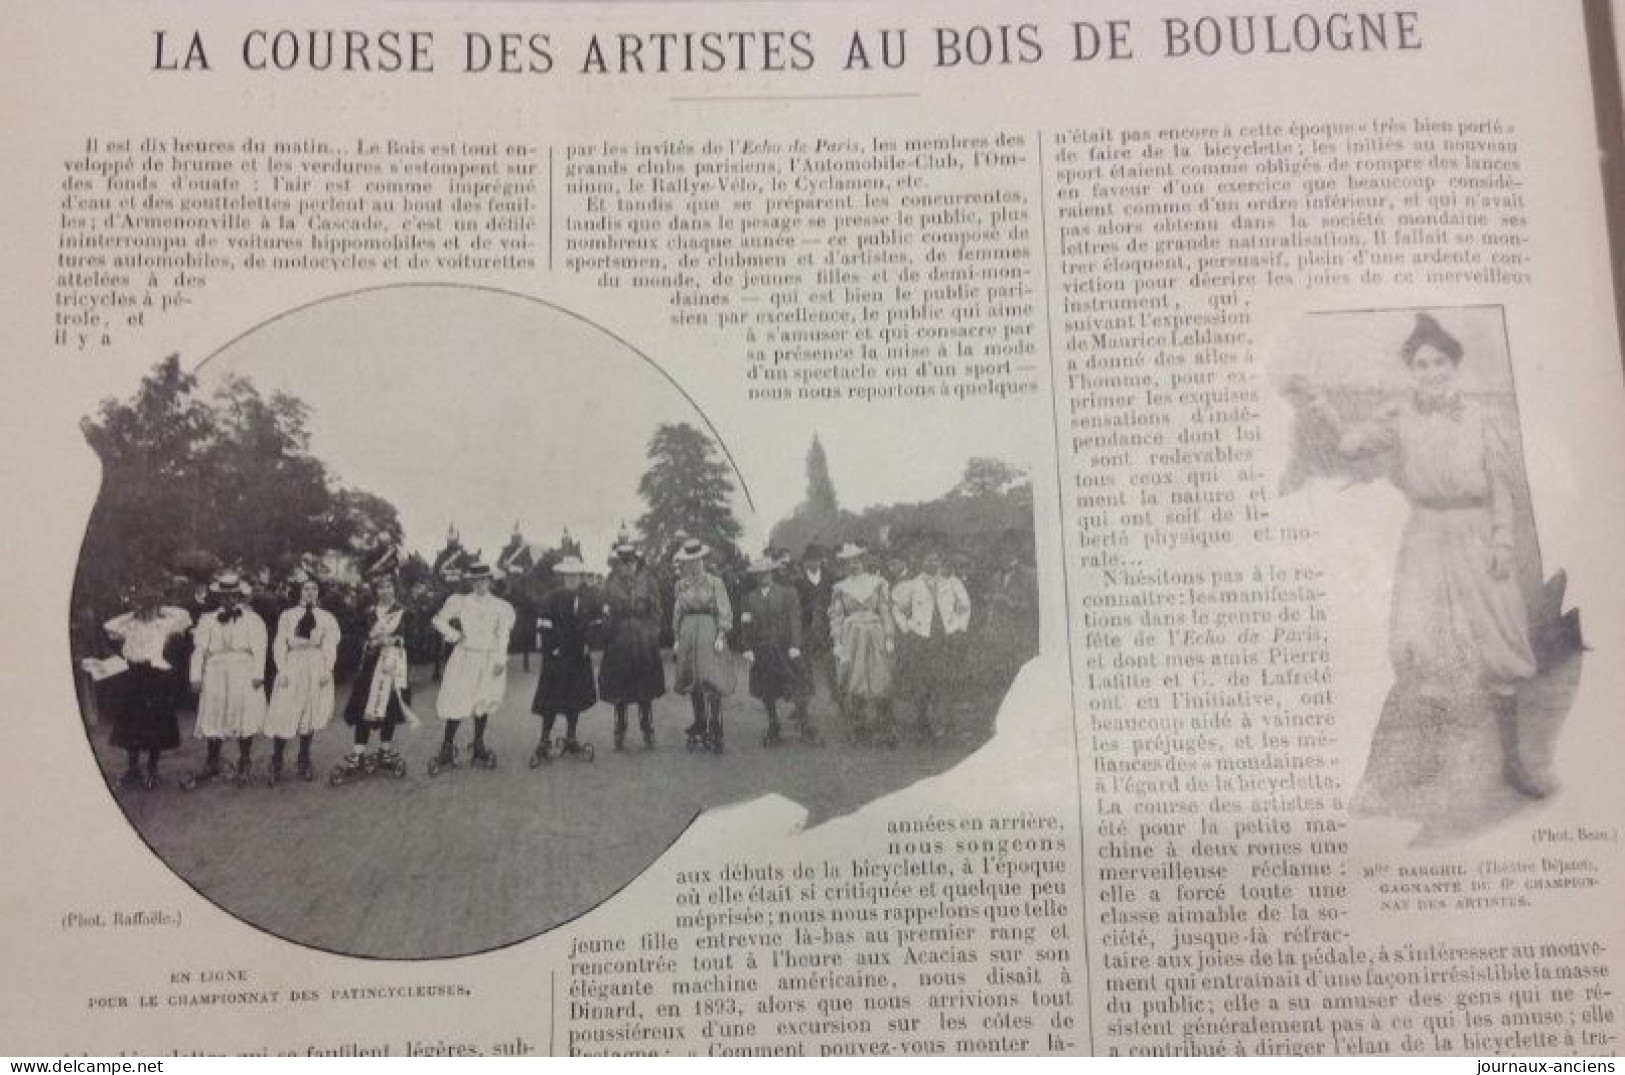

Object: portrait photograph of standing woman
[1278,306,1585,841]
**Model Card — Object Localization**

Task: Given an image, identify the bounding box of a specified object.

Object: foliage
[635,422,744,567]
[74,355,403,639]
[804,434,840,516]
[768,442,1033,567]
[951,457,1027,498]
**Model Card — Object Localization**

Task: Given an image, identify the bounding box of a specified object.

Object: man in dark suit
[742,558,805,744]
[791,542,838,731]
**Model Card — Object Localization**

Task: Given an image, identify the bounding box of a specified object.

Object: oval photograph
[70,284,1038,958]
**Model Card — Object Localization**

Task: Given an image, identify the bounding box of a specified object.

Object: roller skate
[684,725,709,753]
[557,737,595,762]
[141,768,162,791]
[296,757,316,782]
[761,724,784,749]
[328,751,369,787]
[264,760,285,788]
[642,727,656,750]
[528,739,552,768]
[229,758,257,787]
[613,730,626,753]
[426,742,459,777]
[709,722,725,756]
[470,742,499,770]
[179,758,223,792]
[113,768,144,792]
[373,746,407,779]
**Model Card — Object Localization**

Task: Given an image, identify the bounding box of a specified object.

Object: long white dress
[433,593,516,719]
[263,605,341,738]
[1345,396,1537,695]
[191,609,269,739]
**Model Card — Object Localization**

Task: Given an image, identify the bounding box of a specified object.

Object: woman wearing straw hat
[262,574,341,784]
[598,534,665,751]
[828,542,898,746]
[101,584,193,789]
[185,571,269,787]
[429,559,514,773]
[671,538,735,754]
[530,555,599,763]
[334,547,416,784]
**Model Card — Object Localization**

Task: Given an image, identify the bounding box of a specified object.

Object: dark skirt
[343,649,412,727]
[598,616,665,703]
[109,664,181,751]
[897,632,954,699]
[748,644,807,703]
[533,650,598,716]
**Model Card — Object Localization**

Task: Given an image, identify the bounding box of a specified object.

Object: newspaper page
[3,0,1624,1060]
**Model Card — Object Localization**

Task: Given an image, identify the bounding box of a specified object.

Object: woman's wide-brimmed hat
[802,542,829,563]
[209,570,253,596]
[747,557,779,575]
[362,545,400,580]
[461,560,494,581]
[834,541,867,561]
[672,538,710,563]
[552,556,591,576]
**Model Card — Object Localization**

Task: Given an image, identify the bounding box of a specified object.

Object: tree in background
[804,435,840,518]
[78,356,216,611]
[635,422,743,565]
[767,433,860,557]
[767,447,1034,574]
[74,355,405,648]
[951,457,1027,499]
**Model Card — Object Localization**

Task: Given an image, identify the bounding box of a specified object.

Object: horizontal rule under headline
[150,13,1423,76]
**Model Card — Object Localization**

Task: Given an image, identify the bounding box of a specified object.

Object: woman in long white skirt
[263,576,340,783]
[430,561,514,771]
[187,572,268,787]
